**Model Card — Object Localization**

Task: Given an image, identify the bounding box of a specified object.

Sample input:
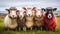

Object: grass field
[0,15,60,34]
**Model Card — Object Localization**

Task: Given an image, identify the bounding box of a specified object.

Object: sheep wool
[44,13,57,30]
[26,16,33,28]
[4,15,18,29]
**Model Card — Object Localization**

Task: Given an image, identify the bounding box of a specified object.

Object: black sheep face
[43,8,57,19]
[46,9,53,19]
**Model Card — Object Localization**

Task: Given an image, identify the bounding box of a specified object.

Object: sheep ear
[53,8,57,11]
[5,9,10,11]
[32,7,36,11]
[5,9,10,14]
[22,7,27,10]
[42,8,46,11]
[16,10,20,12]
[16,10,20,15]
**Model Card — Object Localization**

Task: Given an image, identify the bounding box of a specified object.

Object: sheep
[4,7,19,30]
[23,7,34,30]
[17,7,26,31]
[33,7,44,30]
[43,7,57,30]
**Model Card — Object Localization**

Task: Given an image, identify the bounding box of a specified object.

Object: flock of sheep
[4,7,57,31]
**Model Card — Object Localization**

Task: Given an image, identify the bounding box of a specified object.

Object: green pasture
[0,15,60,34]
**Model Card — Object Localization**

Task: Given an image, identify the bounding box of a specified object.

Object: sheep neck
[10,18,17,25]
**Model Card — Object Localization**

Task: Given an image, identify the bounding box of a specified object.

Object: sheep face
[26,8,33,17]
[5,7,19,19]
[10,10,17,18]
[46,10,53,19]
[20,8,27,19]
[32,7,44,17]
[36,9,43,17]
[20,11,24,18]
[44,7,57,19]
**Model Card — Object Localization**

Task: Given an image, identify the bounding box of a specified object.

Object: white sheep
[4,7,19,30]
[24,7,34,30]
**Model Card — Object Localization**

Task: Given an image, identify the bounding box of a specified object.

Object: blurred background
[0,0,60,16]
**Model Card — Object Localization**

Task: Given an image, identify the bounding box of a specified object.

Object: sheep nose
[49,16,50,17]
[29,14,30,16]
[20,15,22,17]
[38,15,40,17]
[12,15,14,17]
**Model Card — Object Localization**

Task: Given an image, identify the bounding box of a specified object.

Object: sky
[0,0,60,13]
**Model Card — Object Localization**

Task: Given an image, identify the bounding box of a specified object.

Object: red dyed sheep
[43,7,57,30]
